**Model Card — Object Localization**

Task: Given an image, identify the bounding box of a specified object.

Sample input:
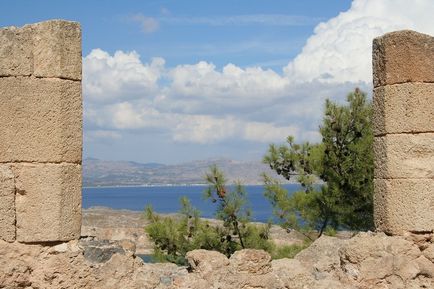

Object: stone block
[373,83,434,135]
[374,178,434,235]
[13,163,82,242]
[0,20,81,80]
[0,77,82,163]
[0,165,16,242]
[0,25,32,76]
[374,133,434,179]
[373,30,434,87]
[32,20,82,80]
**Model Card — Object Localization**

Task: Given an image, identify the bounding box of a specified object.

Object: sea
[82,184,301,223]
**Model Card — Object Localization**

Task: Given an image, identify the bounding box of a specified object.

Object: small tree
[263,88,374,236]
[145,197,200,264]
[204,165,251,249]
[145,166,273,264]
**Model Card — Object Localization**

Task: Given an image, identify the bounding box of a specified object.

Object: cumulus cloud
[86,99,301,144]
[85,0,433,150]
[83,49,164,103]
[284,0,434,83]
[166,61,289,112]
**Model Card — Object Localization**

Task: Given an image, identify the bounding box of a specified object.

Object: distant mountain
[83,158,293,187]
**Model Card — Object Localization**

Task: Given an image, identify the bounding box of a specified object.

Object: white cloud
[242,122,299,143]
[85,0,434,150]
[83,49,164,103]
[168,62,289,104]
[284,0,434,83]
[132,14,159,34]
[86,99,300,144]
[172,115,237,144]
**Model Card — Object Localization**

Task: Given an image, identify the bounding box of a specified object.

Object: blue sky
[1,0,433,164]
[1,1,351,70]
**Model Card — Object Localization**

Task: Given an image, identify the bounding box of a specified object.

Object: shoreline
[82,182,299,189]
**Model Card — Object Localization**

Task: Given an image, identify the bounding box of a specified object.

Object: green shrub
[270,241,311,259]
[145,167,277,265]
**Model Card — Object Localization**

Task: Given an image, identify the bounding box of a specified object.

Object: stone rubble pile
[1,232,433,289]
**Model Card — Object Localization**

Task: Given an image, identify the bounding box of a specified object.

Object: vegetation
[263,88,374,237]
[270,242,311,259]
[145,88,373,264]
[203,165,252,249]
[145,166,274,265]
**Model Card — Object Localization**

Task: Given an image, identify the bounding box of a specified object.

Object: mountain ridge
[83,157,293,187]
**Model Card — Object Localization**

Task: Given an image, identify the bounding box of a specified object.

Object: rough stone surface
[373,30,434,87]
[374,178,434,235]
[0,77,82,163]
[186,249,229,277]
[32,20,82,80]
[230,249,272,274]
[374,133,434,179]
[373,29,434,236]
[0,26,32,76]
[13,163,82,242]
[0,19,82,243]
[373,82,434,135]
[424,243,434,262]
[0,165,15,242]
[80,239,126,263]
[339,232,433,288]
[0,232,433,288]
[0,20,81,79]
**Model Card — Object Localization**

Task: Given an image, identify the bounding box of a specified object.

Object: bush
[145,167,275,265]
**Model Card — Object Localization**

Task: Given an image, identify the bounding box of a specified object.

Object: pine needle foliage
[145,166,273,265]
[263,89,374,237]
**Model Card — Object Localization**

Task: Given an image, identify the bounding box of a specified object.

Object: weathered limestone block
[0,165,15,242]
[230,249,272,274]
[373,30,434,87]
[373,82,434,136]
[13,163,82,242]
[0,77,82,163]
[32,20,82,80]
[0,20,81,79]
[186,249,230,277]
[374,178,434,235]
[374,133,434,179]
[0,25,32,76]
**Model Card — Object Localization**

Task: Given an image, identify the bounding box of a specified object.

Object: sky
[1,0,433,164]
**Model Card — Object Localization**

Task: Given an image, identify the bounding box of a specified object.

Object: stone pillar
[0,20,82,242]
[372,30,434,235]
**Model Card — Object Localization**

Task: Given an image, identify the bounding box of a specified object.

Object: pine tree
[263,88,374,236]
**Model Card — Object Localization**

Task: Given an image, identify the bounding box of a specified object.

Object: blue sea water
[82,184,300,223]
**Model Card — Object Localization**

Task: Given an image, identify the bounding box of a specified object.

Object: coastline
[82,182,299,189]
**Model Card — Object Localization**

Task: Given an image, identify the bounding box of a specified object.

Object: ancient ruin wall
[372,30,434,235]
[0,20,82,242]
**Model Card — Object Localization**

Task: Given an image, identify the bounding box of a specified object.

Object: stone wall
[372,30,434,235]
[0,20,82,243]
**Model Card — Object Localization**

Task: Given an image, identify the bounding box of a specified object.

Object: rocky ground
[1,231,433,288]
[1,208,433,288]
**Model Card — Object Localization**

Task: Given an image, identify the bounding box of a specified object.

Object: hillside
[83,158,293,187]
